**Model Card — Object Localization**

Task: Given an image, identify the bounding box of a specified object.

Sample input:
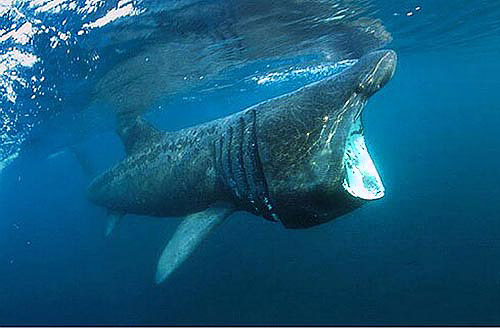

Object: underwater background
[1,0,500,325]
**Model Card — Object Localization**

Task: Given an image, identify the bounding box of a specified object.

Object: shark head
[258,49,397,228]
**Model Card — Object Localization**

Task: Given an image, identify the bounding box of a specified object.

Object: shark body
[87,49,397,283]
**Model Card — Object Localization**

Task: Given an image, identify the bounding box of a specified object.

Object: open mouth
[342,117,385,200]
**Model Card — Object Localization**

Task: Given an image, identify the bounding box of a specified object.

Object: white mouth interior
[342,118,385,200]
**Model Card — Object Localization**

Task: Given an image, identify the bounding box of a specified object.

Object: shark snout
[356,49,397,97]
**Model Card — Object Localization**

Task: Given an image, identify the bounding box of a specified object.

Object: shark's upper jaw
[339,50,396,201]
[355,49,397,97]
[342,117,384,200]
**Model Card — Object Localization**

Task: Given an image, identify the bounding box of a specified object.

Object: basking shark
[87,49,397,284]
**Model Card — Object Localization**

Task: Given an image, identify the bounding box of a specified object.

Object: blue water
[1,0,500,325]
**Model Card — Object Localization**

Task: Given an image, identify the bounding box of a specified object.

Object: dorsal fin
[117,117,163,155]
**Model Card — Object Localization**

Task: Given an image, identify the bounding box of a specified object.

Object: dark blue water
[1,0,500,325]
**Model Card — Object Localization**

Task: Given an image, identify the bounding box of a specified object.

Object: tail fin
[155,204,234,284]
[69,145,96,178]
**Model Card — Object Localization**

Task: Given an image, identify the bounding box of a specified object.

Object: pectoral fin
[155,204,234,284]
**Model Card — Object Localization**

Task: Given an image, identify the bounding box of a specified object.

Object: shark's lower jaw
[342,118,385,200]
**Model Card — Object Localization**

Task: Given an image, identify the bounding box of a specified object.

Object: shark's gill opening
[342,118,384,200]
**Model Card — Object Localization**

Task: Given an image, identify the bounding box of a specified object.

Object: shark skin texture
[87,49,397,283]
